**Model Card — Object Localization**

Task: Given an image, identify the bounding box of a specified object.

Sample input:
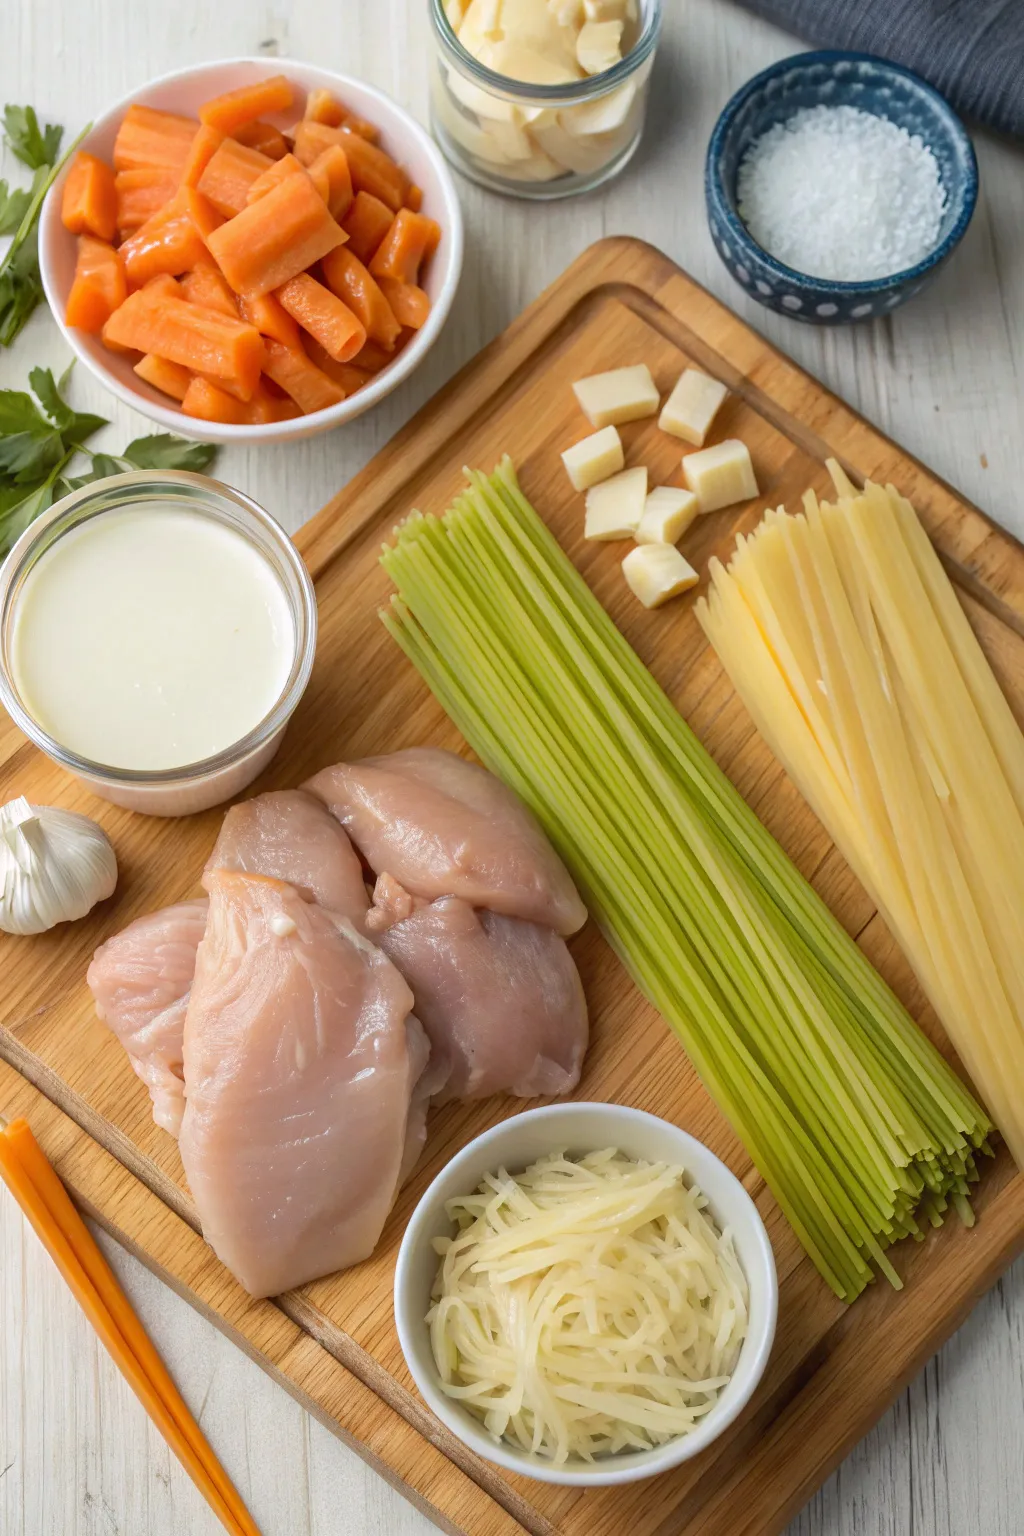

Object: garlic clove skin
[0,797,118,935]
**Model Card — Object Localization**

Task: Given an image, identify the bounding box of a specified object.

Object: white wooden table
[2,1,1023,1532]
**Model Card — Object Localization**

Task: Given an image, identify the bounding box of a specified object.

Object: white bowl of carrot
[39,58,464,443]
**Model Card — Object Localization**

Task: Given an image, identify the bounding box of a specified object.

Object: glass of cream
[0,473,317,817]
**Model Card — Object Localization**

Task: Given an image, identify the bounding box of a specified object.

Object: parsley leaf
[0,363,218,557]
[0,181,32,236]
[0,112,88,348]
[3,105,62,171]
[0,235,45,349]
[123,435,218,473]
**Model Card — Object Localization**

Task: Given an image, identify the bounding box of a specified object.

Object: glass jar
[429,0,662,200]
[0,472,317,817]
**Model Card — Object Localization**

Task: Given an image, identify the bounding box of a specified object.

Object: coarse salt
[736,105,947,282]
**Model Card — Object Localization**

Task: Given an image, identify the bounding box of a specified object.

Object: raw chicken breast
[304,748,587,936]
[179,869,418,1297]
[206,789,369,923]
[86,901,208,1137]
[368,876,588,1101]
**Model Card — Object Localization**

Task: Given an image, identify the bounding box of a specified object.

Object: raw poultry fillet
[304,747,588,935]
[368,875,588,1101]
[205,787,370,923]
[86,900,209,1137]
[179,869,420,1297]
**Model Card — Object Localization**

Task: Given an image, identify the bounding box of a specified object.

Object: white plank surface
[1,0,1023,1532]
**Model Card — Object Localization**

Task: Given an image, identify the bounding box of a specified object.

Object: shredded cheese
[427,1149,749,1463]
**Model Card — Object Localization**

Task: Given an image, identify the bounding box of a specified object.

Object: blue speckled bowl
[705,51,978,325]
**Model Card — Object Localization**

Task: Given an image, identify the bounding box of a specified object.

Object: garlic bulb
[0,797,117,935]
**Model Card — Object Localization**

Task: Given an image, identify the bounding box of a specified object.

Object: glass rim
[429,0,662,104]
[0,469,318,787]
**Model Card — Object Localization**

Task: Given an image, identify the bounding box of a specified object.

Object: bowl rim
[39,55,464,444]
[394,1101,779,1487]
[704,48,979,295]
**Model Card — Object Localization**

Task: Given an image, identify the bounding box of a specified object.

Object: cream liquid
[11,505,294,771]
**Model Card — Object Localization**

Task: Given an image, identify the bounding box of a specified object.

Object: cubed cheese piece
[622,544,699,608]
[659,368,729,446]
[561,425,624,490]
[682,439,759,513]
[548,0,583,23]
[635,486,699,545]
[584,466,648,540]
[577,19,623,74]
[572,363,659,428]
[583,0,627,17]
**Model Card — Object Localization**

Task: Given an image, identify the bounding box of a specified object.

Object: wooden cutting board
[3,236,1024,1536]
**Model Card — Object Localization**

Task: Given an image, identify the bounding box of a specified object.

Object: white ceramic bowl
[395,1102,778,1487]
[39,57,464,444]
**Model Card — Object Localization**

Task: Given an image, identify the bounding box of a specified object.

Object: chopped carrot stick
[232,119,289,160]
[66,236,127,332]
[115,168,180,234]
[302,90,379,141]
[321,245,400,350]
[244,381,302,423]
[200,74,294,135]
[404,183,423,213]
[261,337,345,413]
[179,124,224,189]
[307,145,353,219]
[120,189,210,287]
[137,273,184,302]
[303,338,373,393]
[336,128,408,210]
[290,120,344,168]
[349,336,397,373]
[134,353,192,401]
[186,190,224,247]
[305,158,331,205]
[206,171,346,298]
[245,153,304,203]
[180,261,239,317]
[182,375,249,424]
[369,208,441,285]
[238,291,303,350]
[103,290,264,396]
[113,104,199,175]
[197,139,274,217]
[340,190,394,263]
[375,276,430,329]
[275,272,366,361]
[303,88,345,128]
[61,152,118,243]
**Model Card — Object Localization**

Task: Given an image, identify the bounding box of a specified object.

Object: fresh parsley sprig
[0,365,218,556]
[0,104,89,348]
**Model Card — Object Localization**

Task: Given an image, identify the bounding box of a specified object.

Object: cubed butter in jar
[431,0,662,199]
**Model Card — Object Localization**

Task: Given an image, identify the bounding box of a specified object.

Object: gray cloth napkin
[730,0,1024,139]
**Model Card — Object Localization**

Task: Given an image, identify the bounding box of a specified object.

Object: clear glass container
[0,472,317,817]
[429,0,662,200]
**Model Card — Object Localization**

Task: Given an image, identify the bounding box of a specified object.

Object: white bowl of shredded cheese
[395,1103,777,1485]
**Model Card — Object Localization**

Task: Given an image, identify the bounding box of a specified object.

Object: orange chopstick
[0,1118,261,1536]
